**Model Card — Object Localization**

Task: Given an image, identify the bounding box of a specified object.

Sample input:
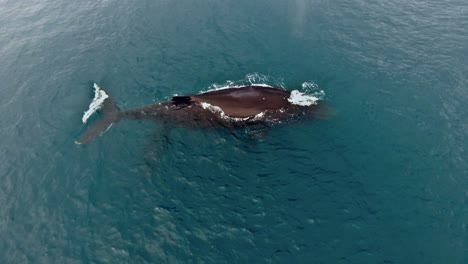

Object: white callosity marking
[288,90,324,106]
[82,83,109,123]
[200,102,265,122]
[254,112,265,119]
[200,102,237,119]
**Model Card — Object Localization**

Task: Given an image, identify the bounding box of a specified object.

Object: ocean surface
[1,0,467,263]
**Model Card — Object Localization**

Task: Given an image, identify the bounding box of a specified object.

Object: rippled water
[1,0,467,262]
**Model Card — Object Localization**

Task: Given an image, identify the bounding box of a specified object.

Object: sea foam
[82,83,109,123]
[288,90,323,106]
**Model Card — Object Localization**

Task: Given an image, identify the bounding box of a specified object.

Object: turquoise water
[1,0,467,262]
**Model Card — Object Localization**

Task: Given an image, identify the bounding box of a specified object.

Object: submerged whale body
[76,84,327,144]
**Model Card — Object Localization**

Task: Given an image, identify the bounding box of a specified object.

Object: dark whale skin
[76,85,326,144]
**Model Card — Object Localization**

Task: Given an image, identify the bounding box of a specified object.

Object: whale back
[190,86,291,118]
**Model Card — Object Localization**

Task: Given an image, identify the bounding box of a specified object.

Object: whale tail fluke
[76,84,121,144]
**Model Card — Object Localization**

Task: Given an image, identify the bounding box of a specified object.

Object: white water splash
[288,82,325,106]
[246,72,269,85]
[288,90,318,106]
[201,83,274,93]
[201,73,283,93]
[286,81,325,106]
[301,81,320,92]
[82,83,109,123]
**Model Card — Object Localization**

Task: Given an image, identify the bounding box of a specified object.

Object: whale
[76,84,328,144]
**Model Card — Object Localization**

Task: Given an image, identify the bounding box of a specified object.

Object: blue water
[1,0,467,262]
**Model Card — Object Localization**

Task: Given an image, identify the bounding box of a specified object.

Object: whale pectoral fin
[232,122,270,142]
[246,128,269,139]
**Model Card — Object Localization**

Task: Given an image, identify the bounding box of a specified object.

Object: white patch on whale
[288,89,325,106]
[200,102,266,121]
[82,83,109,123]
